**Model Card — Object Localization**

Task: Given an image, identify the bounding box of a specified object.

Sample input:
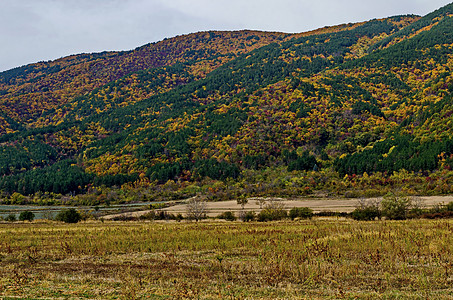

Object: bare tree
[186,197,207,222]
[237,195,248,221]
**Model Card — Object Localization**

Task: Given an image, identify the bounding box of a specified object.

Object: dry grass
[0,219,452,299]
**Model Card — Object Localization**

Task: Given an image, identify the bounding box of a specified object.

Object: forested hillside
[1,3,452,205]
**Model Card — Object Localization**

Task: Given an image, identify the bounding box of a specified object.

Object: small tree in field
[289,207,313,220]
[186,197,207,222]
[19,211,35,222]
[56,208,82,223]
[237,195,248,221]
[6,214,16,222]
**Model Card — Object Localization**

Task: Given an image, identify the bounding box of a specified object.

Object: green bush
[257,201,287,222]
[139,210,177,221]
[19,211,35,222]
[56,208,82,223]
[289,207,313,220]
[140,211,156,220]
[351,206,381,221]
[381,194,412,220]
[217,211,236,221]
[243,211,256,222]
[5,214,16,222]
[258,209,287,222]
[446,202,453,212]
[350,199,381,221]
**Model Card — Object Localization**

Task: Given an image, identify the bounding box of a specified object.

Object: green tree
[19,211,35,222]
[5,214,16,222]
[56,208,82,223]
[289,207,313,220]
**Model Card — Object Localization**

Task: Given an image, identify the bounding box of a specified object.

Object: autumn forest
[1,3,453,206]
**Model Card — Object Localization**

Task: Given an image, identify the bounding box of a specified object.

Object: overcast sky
[1,0,451,72]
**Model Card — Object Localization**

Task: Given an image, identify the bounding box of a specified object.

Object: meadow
[0,219,452,299]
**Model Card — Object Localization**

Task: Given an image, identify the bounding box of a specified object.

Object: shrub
[289,207,313,220]
[149,203,168,210]
[5,214,16,222]
[257,200,287,222]
[420,201,453,219]
[243,211,256,222]
[351,206,381,221]
[217,211,236,221]
[381,194,412,220]
[446,202,453,212]
[139,210,176,221]
[56,208,82,223]
[140,211,156,220]
[316,211,349,217]
[351,199,381,221]
[112,215,137,221]
[363,189,385,198]
[175,213,184,222]
[19,211,35,222]
[421,211,453,219]
[157,211,176,220]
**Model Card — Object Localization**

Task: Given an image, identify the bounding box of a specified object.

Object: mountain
[0,3,452,204]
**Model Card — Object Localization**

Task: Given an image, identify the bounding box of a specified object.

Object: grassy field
[0,219,452,299]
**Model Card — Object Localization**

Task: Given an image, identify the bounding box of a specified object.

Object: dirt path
[103,195,453,219]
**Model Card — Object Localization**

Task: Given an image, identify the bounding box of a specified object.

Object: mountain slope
[0,30,292,132]
[0,4,453,203]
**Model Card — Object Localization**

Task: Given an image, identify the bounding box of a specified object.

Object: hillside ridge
[0,4,452,205]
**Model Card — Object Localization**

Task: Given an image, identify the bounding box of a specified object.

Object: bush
[111,215,137,221]
[351,206,381,221]
[446,202,453,212]
[289,207,313,220]
[316,211,349,217]
[155,211,176,220]
[421,211,453,219]
[420,201,453,219]
[257,200,287,222]
[139,210,177,221]
[351,199,381,221]
[175,213,184,222]
[19,211,35,222]
[56,208,82,223]
[140,211,156,220]
[217,211,236,221]
[243,211,256,222]
[381,194,412,220]
[5,214,16,222]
